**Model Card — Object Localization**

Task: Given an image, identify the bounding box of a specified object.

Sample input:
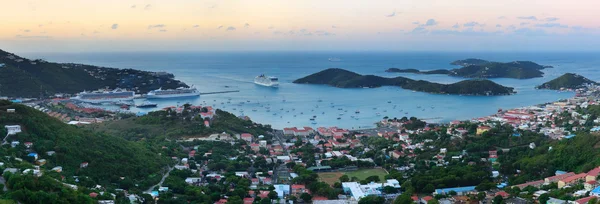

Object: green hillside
[89,107,273,141]
[0,100,168,189]
[537,73,598,90]
[449,61,548,79]
[0,49,187,98]
[293,68,514,95]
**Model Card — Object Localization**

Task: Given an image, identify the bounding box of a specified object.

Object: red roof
[259,191,270,198]
[588,167,600,177]
[89,192,98,198]
[574,196,597,204]
[546,172,575,182]
[243,198,254,204]
[562,173,587,183]
[292,184,305,189]
[241,133,252,138]
[411,196,419,201]
[422,196,433,202]
[495,191,509,198]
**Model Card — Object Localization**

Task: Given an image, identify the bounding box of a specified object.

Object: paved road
[144,165,174,193]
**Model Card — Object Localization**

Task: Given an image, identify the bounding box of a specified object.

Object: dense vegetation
[89,106,273,141]
[450,58,492,66]
[537,73,598,90]
[387,59,552,79]
[385,68,451,75]
[3,172,94,203]
[0,49,187,98]
[450,61,547,79]
[294,68,515,95]
[0,101,169,191]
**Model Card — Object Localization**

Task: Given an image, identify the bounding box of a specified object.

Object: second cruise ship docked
[254,75,279,87]
[146,87,200,99]
[71,88,135,103]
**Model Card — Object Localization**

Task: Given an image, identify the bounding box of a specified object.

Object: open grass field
[318,168,388,185]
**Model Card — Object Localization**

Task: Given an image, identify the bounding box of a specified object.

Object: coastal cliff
[537,73,598,90]
[0,49,188,98]
[294,68,515,96]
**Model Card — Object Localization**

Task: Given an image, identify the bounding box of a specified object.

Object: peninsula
[537,73,598,90]
[386,59,553,79]
[0,49,188,98]
[294,68,515,96]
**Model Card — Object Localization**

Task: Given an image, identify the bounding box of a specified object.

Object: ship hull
[146,92,200,99]
[71,96,134,103]
[254,82,279,87]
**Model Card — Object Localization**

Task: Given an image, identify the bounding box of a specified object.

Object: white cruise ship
[146,87,200,99]
[72,88,135,103]
[254,75,279,87]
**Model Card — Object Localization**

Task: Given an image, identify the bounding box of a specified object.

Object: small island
[537,73,598,90]
[386,59,553,79]
[385,68,451,75]
[0,49,188,98]
[450,58,492,66]
[294,68,515,96]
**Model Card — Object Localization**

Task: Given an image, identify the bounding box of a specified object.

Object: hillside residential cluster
[3,82,600,204]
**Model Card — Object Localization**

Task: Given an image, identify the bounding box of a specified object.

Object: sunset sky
[2,0,599,52]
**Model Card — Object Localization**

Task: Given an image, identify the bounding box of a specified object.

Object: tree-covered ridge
[450,62,547,79]
[89,106,273,141]
[0,100,169,190]
[385,68,451,75]
[536,73,598,90]
[293,68,515,96]
[0,49,188,98]
[450,58,491,66]
[387,59,552,79]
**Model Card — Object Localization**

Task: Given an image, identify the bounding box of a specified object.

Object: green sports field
[318,168,388,185]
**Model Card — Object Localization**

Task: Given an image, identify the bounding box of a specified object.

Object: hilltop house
[476,126,491,135]
[4,125,21,135]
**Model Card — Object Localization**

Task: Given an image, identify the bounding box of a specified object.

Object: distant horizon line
[13,49,600,54]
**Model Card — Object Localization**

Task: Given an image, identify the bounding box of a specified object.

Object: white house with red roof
[200,112,214,119]
[241,133,253,142]
[283,127,314,136]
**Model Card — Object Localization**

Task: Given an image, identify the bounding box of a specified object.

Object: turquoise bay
[23,51,599,129]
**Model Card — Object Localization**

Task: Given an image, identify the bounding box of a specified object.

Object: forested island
[386,59,553,79]
[537,73,599,90]
[0,49,188,98]
[385,68,451,75]
[294,68,515,96]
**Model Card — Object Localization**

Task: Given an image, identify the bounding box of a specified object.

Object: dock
[199,90,240,95]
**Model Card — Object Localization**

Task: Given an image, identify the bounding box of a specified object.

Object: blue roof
[497,183,508,189]
[591,127,600,131]
[11,99,22,103]
[592,186,600,195]
[555,170,567,175]
[150,191,159,197]
[27,153,38,156]
[512,133,522,137]
[564,134,576,139]
[435,186,476,194]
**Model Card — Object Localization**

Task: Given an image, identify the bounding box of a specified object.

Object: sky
[1,0,600,52]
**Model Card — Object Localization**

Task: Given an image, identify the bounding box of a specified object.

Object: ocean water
[23,51,600,129]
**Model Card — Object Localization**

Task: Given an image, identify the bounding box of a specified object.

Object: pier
[199,90,240,95]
